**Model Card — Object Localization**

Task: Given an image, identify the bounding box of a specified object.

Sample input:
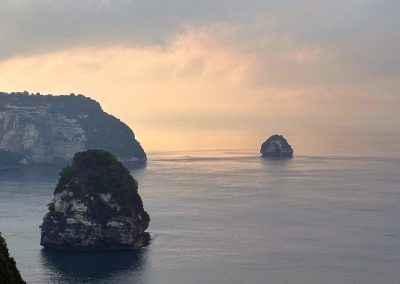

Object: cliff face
[0,233,25,284]
[0,105,87,164]
[261,134,294,158]
[40,150,150,250]
[0,92,146,164]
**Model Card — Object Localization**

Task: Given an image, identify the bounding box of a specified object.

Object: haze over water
[1,151,399,284]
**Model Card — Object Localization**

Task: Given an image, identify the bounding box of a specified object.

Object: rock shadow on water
[40,248,148,282]
[260,156,293,166]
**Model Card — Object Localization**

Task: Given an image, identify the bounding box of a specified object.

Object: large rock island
[0,233,25,284]
[0,92,146,165]
[40,149,150,250]
[260,134,294,158]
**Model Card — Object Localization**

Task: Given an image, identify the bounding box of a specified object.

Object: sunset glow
[1,1,399,155]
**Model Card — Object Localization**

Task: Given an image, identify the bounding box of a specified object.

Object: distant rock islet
[260,134,293,158]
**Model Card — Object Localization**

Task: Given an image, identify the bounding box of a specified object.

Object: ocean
[0,151,399,283]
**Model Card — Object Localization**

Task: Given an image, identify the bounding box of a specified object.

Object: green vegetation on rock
[0,233,25,284]
[55,149,146,221]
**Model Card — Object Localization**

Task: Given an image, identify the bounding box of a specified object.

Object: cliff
[0,92,146,164]
[261,134,294,158]
[40,149,150,250]
[0,233,25,284]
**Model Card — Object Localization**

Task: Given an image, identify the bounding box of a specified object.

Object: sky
[0,0,399,155]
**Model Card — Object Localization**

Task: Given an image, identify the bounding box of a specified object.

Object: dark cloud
[0,0,267,58]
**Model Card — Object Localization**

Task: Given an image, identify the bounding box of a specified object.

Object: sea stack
[40,149,150,250]
[0,233,25,284]
[260,134,293,158]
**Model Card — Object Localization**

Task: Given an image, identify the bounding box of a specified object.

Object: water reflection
[41,249,148,283]
[260,156,293,167]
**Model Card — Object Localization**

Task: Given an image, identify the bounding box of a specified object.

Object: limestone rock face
[0,92,146,164]
[0,105,86,164]
[260,134,293,158]
[40,150,150,250]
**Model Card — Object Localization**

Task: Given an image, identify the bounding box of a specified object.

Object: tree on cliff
[0,233,25,284]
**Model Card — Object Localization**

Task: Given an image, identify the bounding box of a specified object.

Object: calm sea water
[0,151,399,284]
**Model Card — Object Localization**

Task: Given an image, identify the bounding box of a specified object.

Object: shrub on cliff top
[55,149,145,217]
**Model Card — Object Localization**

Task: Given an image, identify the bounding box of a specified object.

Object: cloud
[0,0,263,59]
[1,25,398,128]
[1,0,399,87]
